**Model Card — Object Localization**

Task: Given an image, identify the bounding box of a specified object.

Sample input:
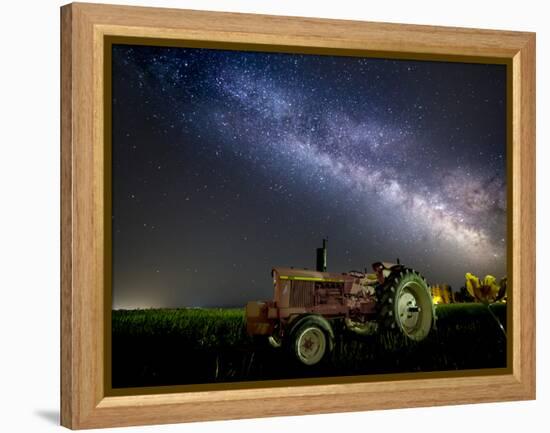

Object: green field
[112,303,507,388]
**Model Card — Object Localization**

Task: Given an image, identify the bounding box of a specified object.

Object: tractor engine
[246,267,379,337]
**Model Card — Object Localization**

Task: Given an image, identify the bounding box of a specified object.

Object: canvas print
[110,43,507,389]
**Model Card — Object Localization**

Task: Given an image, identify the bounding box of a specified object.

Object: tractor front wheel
[292,323,328,366]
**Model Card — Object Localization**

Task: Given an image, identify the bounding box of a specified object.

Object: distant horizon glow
[111,45,507,309]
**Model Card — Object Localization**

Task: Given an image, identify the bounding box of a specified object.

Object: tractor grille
[290,280,314,307]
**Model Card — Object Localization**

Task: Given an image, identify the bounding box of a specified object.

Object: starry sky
[111,44,507,309]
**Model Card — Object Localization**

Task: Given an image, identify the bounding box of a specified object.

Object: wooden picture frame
[60,2,535,429]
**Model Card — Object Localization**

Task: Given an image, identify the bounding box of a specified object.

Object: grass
[112,303,507,388]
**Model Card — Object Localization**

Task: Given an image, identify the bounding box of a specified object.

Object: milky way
[111,44,507,309]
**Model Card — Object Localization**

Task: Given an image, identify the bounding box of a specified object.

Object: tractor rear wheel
[379,269,435,341]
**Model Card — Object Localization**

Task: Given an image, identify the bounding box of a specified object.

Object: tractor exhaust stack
[316,238,328,272]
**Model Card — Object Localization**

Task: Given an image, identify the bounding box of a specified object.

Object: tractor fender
[287,314,336,352]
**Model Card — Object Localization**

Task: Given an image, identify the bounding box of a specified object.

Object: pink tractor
[245,240,435,365]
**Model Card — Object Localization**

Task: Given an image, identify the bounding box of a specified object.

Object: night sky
[111,44,507,309]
